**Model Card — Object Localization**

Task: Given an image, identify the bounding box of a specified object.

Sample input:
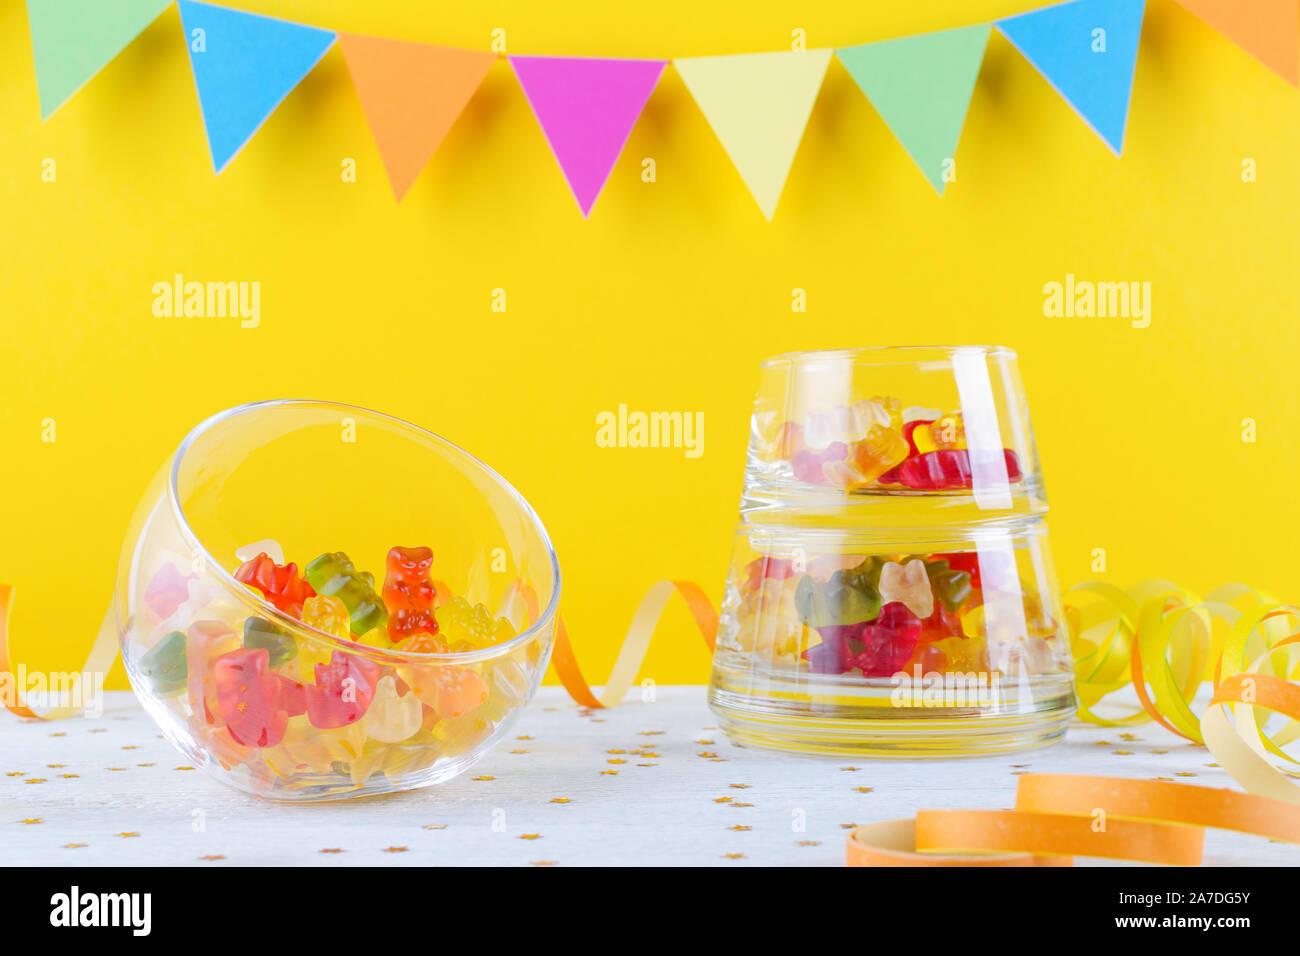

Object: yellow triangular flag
[674,49,831,220]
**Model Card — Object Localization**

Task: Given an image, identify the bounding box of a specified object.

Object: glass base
[709,662,1076,758]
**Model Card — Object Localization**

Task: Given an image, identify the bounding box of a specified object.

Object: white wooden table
[1,688,1294,866]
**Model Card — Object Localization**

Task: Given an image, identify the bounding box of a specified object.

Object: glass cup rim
[759,345,1017,369]
[163,398,563,664]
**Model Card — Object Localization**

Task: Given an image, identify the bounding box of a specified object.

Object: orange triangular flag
[340,34,496,200]
[1173,0,1298,86]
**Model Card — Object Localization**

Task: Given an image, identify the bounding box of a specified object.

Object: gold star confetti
[550,798,571,804]
[606,749,625,754]
[116,832,139,838]
[1112,750,1134,756]
[46,764,66,769]
[697,752,718,758]
[520,834,542,840]
[714,797,732,803]
[62,843,86,849]
[696,739,715,745]
[729,783,751,789]
[839,823,857,830]
[199,855,225,861]
[1119,733,1140,741]
[1175,771,1197,777]
[600,770,619,776]
[121,745,140,750]
[638,731,665,736]
[106,767,127,772]
[855,786,874,793]
[636,763,657,767]
[840,766,859,772]
[607,758,626,764]
[20,818,41,825]
[531,860,557,866]
[641,752,661,758]
[731,802,754,808]
[320,848,345,853]
[57,774,79,779]
[722,853,746,859]
[797,840,821,846]
[472,775,495,781]
[24,778,46,784]
[49,732,66,737]
[175,766,195,771]
[1152,750,1169,755]
[516,735,534,740]
[6,772,24,777]
[509,749,530,754]
[423,824,447,830]
[729,825,752,831]
[89,728,108,734]
[137,763,155,768]
[382,846,408,853]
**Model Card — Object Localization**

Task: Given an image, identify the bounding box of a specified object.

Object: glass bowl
[710,347,1076,756]
[115,401,560,801]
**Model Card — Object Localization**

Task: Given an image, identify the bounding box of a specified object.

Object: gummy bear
[305,551,388,635]
[302,594,350,640]
[794,557,883,630]
[243,617,297,669]
[233,552,316,617]
[382,546,439,639]
[846,602,922,677]
[801,623,863,674]
[364,675,423,743]
[743,556,796,591]
[897,449,1022,490]
[823,425,910,490]
[213,647,289,748]
[139,630,187,697]
[790,442,847,484]
[306,651,382,728]
[427,667,489,719]
[877,559,934,619]
[145,563,192,619]
[921,558,973,612]
[437,597,515,652]
[803,400,894,448]
[186,620,239,726]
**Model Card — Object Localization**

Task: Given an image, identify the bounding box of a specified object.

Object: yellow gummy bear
[823,424,909,490]
[365,675,423,744]
[436,596,516,651]
[303,594,350,640]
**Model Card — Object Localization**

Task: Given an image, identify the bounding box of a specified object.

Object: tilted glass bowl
[115,401,560,801]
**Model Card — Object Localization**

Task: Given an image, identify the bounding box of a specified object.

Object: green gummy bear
[922,558,972,612]
[305,551,389,635]
[795,557,883,629]
[243,617,297,668]
[139,630,187,697]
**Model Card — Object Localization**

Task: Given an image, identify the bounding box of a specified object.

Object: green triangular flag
[837,24,990,195]
[27,0,173,119]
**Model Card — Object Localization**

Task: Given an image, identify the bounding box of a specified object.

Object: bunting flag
[510,56,667,217]
[1172,0,1299,86]
[26,0,173,119]
[340,35,496,201]
[674,49,832,220]
[837,24,991,195]
[18,1,1300,213]
[177,0,336,173]
[997,0,1146,155]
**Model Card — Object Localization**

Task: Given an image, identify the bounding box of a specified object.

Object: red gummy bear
[233,552,316,617]
[847,602,922,677]
[306,652,381,729]
[802,623,864,674]
[213,647,289,748]
[790,442,847,484]
[897,449,1023,490]
[382,546,439,639]
[743,556,796,590]
[901,419,933,457]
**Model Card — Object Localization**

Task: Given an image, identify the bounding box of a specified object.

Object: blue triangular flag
[177,1,336,172]
[997,0,1145,155]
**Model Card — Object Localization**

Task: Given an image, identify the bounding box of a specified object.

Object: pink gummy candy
[897,449,1022,490]
[790,442,848,484]
[145,563,192,618]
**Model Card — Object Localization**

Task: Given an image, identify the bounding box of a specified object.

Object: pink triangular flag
[510,55,666,216]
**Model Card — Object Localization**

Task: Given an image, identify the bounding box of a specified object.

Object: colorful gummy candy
[132,541,535,793]
[728,549,1064,680]
[755,399,1024,492]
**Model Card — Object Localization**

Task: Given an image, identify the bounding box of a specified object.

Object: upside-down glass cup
[709,347,1077,756]
[116,401,560,801]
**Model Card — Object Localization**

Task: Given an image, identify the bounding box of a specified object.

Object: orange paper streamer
[550,579,717,709]
[914,808,1205,866]
[846,819,1070,867]
[1016,773,1300,844]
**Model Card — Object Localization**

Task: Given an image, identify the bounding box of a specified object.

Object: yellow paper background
[2,1,1298,688]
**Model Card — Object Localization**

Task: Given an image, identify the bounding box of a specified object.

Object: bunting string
[22,0,1300,218]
